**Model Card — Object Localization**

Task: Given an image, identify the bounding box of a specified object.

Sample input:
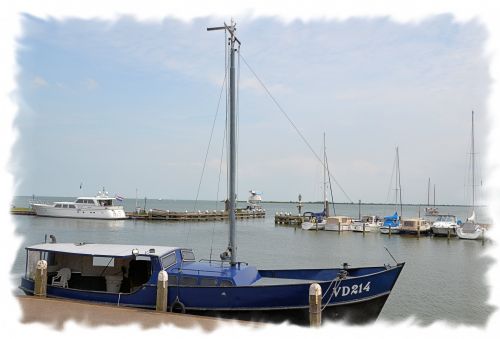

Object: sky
[13,14,490,205]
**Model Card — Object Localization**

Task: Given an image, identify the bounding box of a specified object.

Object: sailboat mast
[397,146,403,217]
[427,178,430,206]
[208,21,240,266]
[323,133,328,216]
[471,110,475,210]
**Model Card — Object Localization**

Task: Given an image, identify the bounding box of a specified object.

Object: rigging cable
[239,53,353,203]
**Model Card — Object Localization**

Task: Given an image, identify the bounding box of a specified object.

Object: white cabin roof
[26,242,178,258]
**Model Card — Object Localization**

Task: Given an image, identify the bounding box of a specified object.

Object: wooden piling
[156,271,168,312]
[447,229,451,240]
[417,225,420,238]
[309,283,322,327]
[362,222,366,236]
[34,260,47,298]
[389,226,392,237]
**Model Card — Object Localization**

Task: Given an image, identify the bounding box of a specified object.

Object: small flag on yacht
[115,195,124,201]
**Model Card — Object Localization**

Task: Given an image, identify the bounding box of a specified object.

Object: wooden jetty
[10,207,265,221]
[130,208,266,221]
[274,213,304,225]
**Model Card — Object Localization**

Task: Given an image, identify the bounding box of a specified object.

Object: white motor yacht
[32,190,126,220]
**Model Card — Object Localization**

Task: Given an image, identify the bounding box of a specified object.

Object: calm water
[10,196,494,326]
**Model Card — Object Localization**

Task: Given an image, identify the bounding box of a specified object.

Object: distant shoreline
[13,195,484,208]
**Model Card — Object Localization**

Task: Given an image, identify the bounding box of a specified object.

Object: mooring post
[34,260,47,297]
[362,221,366,235]
[309,283,322,327]
[417,225,420,238]
[447,229,451,240]
[156,271,168,312]
[389,226,392,237]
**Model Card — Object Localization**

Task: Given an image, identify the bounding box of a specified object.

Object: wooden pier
[130,209,266,221]
[10,207,265,221]
[274,213,304,225]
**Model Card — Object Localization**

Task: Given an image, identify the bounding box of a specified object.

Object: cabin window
[200,278,218,286]
[179,276,197,286]
[168,275,178,285]
[55,204,62,208]
[76,199,84,203]
[181,250,195,262]
[92,256,115,267]
[220,279,234,287]
[161,253,177,269]
[69,205,76,208]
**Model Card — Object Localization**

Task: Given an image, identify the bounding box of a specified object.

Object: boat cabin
[327,216,353,225]
[22,243,261,295]
[434,215,457,223]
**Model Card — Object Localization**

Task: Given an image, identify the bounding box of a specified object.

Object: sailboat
[424,179,439,216]
[301,133,328,230]
[19,21,404,325]
[380,147,403,234]
[457,111,486,240]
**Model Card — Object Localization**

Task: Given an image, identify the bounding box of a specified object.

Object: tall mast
[208,20,240,266]
[471,110,475,210]
[396,146,403,217]
[323,132,328,216]
[427,178,430,206]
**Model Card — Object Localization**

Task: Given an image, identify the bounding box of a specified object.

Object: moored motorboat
[431,215,459,236]
[31,189,126,220]
[351,216,382,232]
[325,216,353,231]
[399,218,431,235]
[379,212,401,234]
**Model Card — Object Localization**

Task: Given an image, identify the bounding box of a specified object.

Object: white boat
[457,212,485,240]
[457,111,486,240]
[301,219,326,230]
[431,215,459,236]
[424,178,439,216]
[31,190,126,220]
[301,133,330,231]
[351,216,382,232]
[380,147,403,235]
[246,190,264,211]
[399,218,431,235]
[379,212,401,234]
[324,216,353,231]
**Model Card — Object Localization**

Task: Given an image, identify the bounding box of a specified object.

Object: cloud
[83,78,99,90]
[32,76,48,88]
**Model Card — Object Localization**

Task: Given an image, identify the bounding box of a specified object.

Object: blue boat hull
[19,263,403,324]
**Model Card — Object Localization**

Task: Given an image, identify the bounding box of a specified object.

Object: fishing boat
[380,147,403,235]
[351,216,382,233]
[399,218,431,235]
[431,215,459,236]
[31,189,126,220]
[20,21,404,325]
